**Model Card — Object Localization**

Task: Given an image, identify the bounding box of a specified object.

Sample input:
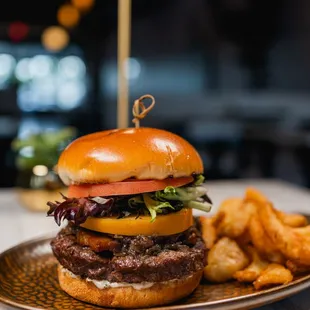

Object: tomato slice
[68,176,194,198]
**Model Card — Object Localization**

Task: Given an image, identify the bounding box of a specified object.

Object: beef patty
[51,223,206,283]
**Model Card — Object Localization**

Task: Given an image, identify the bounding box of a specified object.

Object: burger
[47,127,212,308]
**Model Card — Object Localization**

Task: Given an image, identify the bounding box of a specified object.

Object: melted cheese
[80,208,193,236]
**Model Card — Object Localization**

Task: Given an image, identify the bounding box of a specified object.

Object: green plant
[11,126,77,171]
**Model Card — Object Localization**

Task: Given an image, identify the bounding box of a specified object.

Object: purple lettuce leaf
[47,193,114,226]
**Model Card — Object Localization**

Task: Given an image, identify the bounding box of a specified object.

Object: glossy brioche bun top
[57,127,203,185]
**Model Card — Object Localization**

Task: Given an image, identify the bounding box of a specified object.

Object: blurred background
[1,0,310,190]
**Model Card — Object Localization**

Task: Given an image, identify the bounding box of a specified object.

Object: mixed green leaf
[47,175,212,224]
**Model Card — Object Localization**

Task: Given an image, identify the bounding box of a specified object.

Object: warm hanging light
[57,4,80,28]
[8,21,29,42]
[71,0,95,12]
[41,26,69,52]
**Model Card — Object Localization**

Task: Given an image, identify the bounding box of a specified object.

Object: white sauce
[62,267,154,290]
[88,279,154,290]
[62,267,193,291]
[64,268,78,279]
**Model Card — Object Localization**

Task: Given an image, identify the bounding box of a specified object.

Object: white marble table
[0,179,310,310]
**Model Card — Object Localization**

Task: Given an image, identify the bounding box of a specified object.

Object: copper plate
[1,235,310,310]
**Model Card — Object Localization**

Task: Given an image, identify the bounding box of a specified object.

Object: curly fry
[286,260,310,275]
[246,187,307,227]
[249,210,285,264]
[204,237,249,283]
[258,202,310,266]
[234,246,269,283]
[214,198,255,239]
[245,187,268,204]
[275,209,308,228]
[293,225,310,237]
[199,216,217,250]
[253,264,293,290]
[235,228,252,246]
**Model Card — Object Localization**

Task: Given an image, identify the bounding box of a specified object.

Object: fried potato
[246,187,307,227]
[249,210,285,264]
[214,198,256,239]
[245,187,267,204]
[286,260,310,275]
[258,202,310,266]
[199,216,217,250]
[235,228,252,246]
[293,225,310,238]
[253,264,293,290]
[203,186,310,290]
[204,237,249,283]
[234,246,269,283]
[275,209,308,228]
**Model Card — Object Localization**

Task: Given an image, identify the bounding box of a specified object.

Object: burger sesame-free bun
[57,127,203,185]
[58,265,203,308]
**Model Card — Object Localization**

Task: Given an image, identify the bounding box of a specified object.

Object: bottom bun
[58,265,203,308]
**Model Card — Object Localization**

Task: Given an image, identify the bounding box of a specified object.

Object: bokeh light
[0,53,16,88]
[58,56,86,79]
[17,83,37,112]
[57,4,80,28]
[8,21,29,42]
[41,26,69,52]
[124,57,141,80]
[33,165,49,177]
[16,55,86,112]
[0,54,16,79]
[19,146,34,158]
[56,80,86,110]
[15,58,31,82]
[71,0,95,12]
[29,55,54,78]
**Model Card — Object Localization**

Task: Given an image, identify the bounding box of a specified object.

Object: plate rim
[0,233,57,310]
[1,234,310,310]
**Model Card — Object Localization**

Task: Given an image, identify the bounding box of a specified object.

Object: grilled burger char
[51,223,206,283]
